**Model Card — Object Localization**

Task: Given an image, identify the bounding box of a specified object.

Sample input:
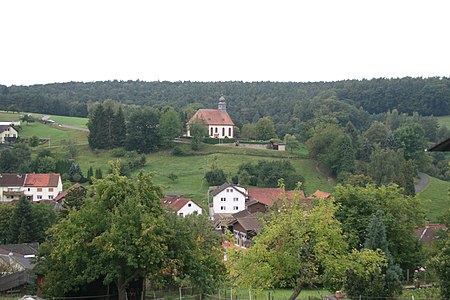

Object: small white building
[23,174,63,201]
[0,125,18,143]
[211,183,247,214]
[186,96,235,139]
[161,194,203,217]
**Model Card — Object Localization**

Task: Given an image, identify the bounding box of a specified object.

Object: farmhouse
[0,125,18,143]
[186,96,235,139]
[0,173,63,202]
[161,194,203,217]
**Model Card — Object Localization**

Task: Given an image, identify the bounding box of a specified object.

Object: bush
[204,169,227,186]
[111,148,127,158]
[172,146,185,156]
[29,136,39,147]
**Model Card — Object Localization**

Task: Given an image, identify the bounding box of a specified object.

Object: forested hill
[1,77,449,121]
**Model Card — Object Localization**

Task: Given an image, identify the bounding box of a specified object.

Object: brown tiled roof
[247,188,304,207]
[24,174,60,187]
[188,109,234,126]
[54,183,84,202]
[0,125,13,133]
[234,213,264,232]
[0,243,38,256]
[161,194,199,212]
[0,174,26,187]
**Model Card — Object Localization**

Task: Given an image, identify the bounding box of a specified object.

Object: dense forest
[1,77,449,124]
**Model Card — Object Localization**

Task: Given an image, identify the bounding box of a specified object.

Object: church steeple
[218,95,226,112]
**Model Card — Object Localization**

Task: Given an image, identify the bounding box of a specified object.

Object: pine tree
[95,168,103,179]
[88,104,108,149]
[112,106,126,147]
[87,166,94,184]
[8,197,37,243]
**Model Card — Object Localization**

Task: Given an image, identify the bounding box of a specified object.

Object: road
[415,172,430,193]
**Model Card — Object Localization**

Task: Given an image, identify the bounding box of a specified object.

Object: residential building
[161,194,203,217]
[0,173,62,202]
[211,183,247,214]
[186,96,235,139]
[0,125,18,143]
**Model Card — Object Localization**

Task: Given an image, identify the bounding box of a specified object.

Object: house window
[233,206,239,210]
[222,128,225,136]
[188,203,192,207]
[49,195,54,199]
[229,128,232,136]
[37,195,42,200]
[221,206,226,211]
[210,127,213,136]
[179,212,184,217]
[221,197,226,201]
[49,187,54,192]
[37,188,42,192]
[215,127,218,133]
[233,197,238,201]
[27,188,30,191]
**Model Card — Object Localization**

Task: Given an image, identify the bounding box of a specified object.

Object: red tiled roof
[24,174,60,187]
[161,194,198,212]
[53,183,84,202]
[247,188,305,207]
[306,190,332,200]
[188,109,234,126]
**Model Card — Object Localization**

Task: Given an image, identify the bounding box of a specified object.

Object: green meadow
[416,175,450,222]
[436,115,450,129]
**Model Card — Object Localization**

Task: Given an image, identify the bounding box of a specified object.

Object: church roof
[188,109,234,126]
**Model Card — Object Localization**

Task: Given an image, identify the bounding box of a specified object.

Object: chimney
[218,96,226,112]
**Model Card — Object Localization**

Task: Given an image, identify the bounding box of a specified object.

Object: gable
[24,174,61,187]
[212,183,246,197]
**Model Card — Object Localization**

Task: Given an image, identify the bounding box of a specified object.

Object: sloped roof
[54,183,85,202]
[232,212,264,233]
[0,174,26,187]
[0,125,14,133]
[427,137,450,152]
[188,109,234,126]
[247,188,304,207]
[212,183,246,197]
[0,243,38,256]
[24,174,60,187]
[161,194,200,212]
[310,190,331,199]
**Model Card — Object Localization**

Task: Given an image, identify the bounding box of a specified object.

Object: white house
[0,174,63,202]
[211,183,247,214]
[186,96,235,139]
[0,125,18,143]
[0,174,26,202]
[161,194,203,217]
[23,174,63,201]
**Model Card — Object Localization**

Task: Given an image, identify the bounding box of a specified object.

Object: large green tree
[189,119,208,151]
[334,183,425,271]
[8,197,37,243]
[159,108,183,148]
[126,108,161,153]
[231,193,385,300]
[255,117,277,140]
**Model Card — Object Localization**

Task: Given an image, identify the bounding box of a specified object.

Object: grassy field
[19,122,88,147]
[47,115,89,128]
[416,175,450,222]
[436,115,450,129]
[75,143,333,207]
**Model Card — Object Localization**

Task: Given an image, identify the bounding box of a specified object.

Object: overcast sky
[1,0,449,86]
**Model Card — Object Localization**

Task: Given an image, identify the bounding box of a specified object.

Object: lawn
[436,115,450,129]
[74,143,332,207]
[416,175,450,222]
[19,122,88,147]
[206,288,331,300]
[48,115,89,128]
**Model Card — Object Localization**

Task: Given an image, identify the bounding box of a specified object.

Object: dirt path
[415,172,430,193]
[58,124,89,132]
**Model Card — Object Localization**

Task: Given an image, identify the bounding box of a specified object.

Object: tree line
[1,77,449,121]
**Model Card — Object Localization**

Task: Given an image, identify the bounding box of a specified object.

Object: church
[186,96,235,139]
